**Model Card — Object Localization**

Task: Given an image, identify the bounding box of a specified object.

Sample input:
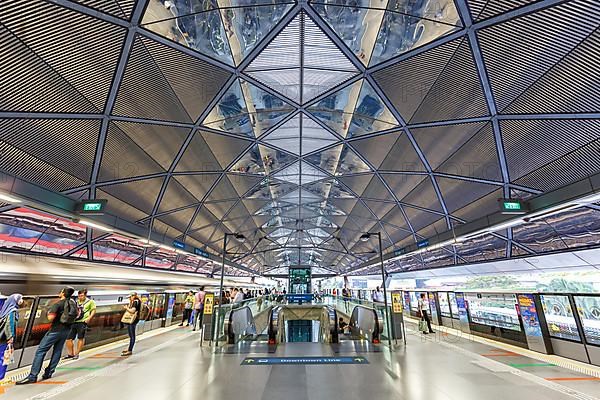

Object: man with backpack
[16,287,77,385]
[64,289,96,360]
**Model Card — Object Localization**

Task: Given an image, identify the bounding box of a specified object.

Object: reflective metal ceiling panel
[0,0,598,275]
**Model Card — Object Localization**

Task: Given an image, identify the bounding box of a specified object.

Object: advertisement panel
[518,294,542,337]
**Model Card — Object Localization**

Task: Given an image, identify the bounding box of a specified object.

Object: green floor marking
[56,366,103,371]
[508,363,556,368]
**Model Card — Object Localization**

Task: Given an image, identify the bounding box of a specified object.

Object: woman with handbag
[179,291,194,327]
[121,292,141,356]
[1,294,24,370]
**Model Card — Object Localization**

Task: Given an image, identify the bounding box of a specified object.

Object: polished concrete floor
[3,325,599,400]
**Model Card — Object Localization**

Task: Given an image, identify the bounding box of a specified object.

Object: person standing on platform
[233,288,244,304]
[17,287,76,384]
[342,287,351,313]
[373,287,384,303]
[0,293,24,344]
[65,289,96,360]
[256,290,264,312]
[121,292,141,356]
[418,293,435,334]
[192,286,206,331]
[179,291,194,327]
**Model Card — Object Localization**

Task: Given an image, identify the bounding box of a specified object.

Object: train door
[151,293,166,330]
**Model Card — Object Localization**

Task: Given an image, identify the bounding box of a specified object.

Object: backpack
[60,299,78,324]
[76,299,89,321]
[139,302,151,320]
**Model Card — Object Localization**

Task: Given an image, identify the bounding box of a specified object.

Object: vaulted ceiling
[0,0,599,275]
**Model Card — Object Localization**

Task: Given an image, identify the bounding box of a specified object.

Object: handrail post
[377,232,393,348]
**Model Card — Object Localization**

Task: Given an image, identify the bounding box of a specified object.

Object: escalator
[348,305,383,343]
[225,302,382,347]
[267,305,341,344]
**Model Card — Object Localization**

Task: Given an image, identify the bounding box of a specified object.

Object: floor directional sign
[241,356,369,365]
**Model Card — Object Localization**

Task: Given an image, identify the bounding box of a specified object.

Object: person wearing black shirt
[17,287,75,384]
[121,292,141,356]
[338,317,349,334]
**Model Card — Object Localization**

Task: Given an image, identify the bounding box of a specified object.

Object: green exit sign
[83,203,103,211]
[500,199,528,214]
[77,199,108,215]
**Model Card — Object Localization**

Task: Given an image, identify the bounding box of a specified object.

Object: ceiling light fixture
[526,203,581,222]
[0,193,22,203]
[576,191,600,205]
[79,220,113,232]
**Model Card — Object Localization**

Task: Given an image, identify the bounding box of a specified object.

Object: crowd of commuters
[2,287,99,385]
[0,287,154,384]
[177,286,206,330]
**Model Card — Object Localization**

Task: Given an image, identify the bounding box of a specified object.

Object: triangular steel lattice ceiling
[0,0,599,275]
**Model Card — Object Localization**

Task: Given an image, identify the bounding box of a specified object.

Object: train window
[26,297,58,347]
[83,303,128,345]
[170,293,186,325]
[152,294,166,320]
[13,297,35,350]
[146,294,156,321]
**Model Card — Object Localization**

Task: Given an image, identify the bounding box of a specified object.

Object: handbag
[121,309,137,324]
[2,343,14,366]
[418,319,427,332]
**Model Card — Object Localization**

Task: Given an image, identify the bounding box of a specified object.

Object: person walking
[342,287,351,313]
[121,292,141,356]
[64,289,96,360]
[17,287,76,384]
[256,290,264,312]
[418,293,435,334]
[0,293,24,344]
[179,291,194,327]
[192,286,206,331]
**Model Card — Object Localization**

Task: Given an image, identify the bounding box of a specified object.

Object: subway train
[0,253,262,371]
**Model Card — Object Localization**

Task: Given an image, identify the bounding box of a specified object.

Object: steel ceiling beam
[346,172,600,274]
[364,74,453,230]
[455,0,513,255]
[88,1,150,200]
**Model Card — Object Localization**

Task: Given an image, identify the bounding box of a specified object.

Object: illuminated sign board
[416,239,429,248]
[76,199,107,215]
[500,199,528,214]
[173,240,185,249]
[194,248,210,258]
[394,248,406,257]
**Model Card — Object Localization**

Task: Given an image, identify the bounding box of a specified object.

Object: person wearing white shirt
[418,293,435,334]
[373,287,384,303]
[233,288,245,304]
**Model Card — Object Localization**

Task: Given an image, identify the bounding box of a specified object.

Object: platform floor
[2,324,599,400]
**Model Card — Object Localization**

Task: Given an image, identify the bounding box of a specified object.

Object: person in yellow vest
[179,291,194,327]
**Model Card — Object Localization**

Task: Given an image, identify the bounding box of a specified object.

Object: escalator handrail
[267,306,282,344]
[326,305,339,344]
[226,305,257,344]
[350,304,382,343]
